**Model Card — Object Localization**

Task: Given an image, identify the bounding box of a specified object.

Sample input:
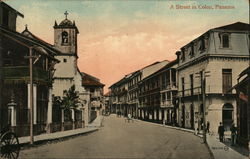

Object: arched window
[61,31,69,44]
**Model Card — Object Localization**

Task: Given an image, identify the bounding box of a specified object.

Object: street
[19,115,212,159]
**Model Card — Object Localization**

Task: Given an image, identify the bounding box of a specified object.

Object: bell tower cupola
[54,11,79,55]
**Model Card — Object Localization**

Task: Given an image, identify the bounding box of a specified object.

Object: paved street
[19,115,212,159]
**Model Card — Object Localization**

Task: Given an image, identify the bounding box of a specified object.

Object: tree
[61,85,80,110]
[53,85,80,121]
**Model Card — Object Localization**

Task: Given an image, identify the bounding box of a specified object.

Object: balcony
[160,100,173,107]
[161,83,177,91]
[2,66,50,84]
[178,87,201,97]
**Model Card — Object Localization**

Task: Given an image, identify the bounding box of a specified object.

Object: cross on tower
[64,11,69,19]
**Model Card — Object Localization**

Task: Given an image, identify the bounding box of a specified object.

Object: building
[103,91,111,115]
[138,60,178,125]
[231,67,250,147]
[176,22,250,133]
[52,12,89,131]
[0,2,59,136]
[109,60,169,117]
[81,72,105,122]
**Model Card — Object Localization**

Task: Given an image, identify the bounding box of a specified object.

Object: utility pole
[196,70,210,143]
[29,47,34,145]
[201,70,206,143]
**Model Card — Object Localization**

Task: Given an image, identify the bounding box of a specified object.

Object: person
[206,121,210,134]
[127,113,132,123]
[218,122,225,142]
[230,123,237,146]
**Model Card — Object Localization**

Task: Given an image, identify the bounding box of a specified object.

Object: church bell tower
[54,11,79,55]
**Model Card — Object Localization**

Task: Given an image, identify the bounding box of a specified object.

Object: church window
[62,31,69,44]
[63,58,67,63]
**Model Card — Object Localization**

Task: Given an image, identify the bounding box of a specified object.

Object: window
[222,34,229,48]
[222,69,232,94]
[219,33,230,48]
[62,31,69,44]
[189,44,194,57]
[63,58,67,63]
[199,37,206,51]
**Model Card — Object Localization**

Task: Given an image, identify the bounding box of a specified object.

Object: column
[159,109,162,121]
[142,109,144,119]
[28,84,37,124]
[72,109,75,129]
[61,109,64,131]
[164,109,167,123]
[154,109,157,120]
[47,88,52,133]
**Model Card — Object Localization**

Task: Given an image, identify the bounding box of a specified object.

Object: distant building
[176,22,249,133]
[138,60,178,125]
[109,60,169,117]
[81,72,105,122]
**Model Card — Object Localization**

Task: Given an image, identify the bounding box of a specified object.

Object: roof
[142,59,178,82]
[21,27,62,56]
[0,1,24,18]
[212,22,249,31]
[0,26,59,62]
[181,22,249,49]
[81,72,105,87]
[54,18,79,34]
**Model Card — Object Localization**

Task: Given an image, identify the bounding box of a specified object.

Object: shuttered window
[222,69,232,94]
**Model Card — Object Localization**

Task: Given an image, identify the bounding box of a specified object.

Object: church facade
[51,13,90,132]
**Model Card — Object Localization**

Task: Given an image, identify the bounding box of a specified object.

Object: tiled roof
[81,72,105,87]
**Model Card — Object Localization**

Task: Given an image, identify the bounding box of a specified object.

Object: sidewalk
[19,120,101,145]
[136,119,248,159]
[87,115,103,128]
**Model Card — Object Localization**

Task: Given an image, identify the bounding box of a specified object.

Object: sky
[5,0,249,93]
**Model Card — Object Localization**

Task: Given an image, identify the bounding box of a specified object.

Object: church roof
[54,18,79,33]
[59,19,74,27]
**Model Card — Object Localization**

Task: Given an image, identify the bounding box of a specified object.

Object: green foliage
[61,85,80,111]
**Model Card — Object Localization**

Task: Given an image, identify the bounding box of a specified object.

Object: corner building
[176,22,249,133]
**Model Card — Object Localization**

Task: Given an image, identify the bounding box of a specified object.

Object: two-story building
[176,22,249,133]
[82,72,105,122]
[0,1,59,136]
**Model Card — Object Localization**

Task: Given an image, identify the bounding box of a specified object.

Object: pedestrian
[230,123,237,146]
[206,121,210,134]
[218,122,225,142]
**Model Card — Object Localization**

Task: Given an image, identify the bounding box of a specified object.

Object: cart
[0,126,20,159]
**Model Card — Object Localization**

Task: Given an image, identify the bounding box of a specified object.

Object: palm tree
[53,85,80,122]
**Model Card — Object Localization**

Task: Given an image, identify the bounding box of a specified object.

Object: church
[50,12,91,132]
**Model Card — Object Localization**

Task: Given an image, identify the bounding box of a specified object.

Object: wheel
[0,132,20,159]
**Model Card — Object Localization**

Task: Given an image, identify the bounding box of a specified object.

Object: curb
[19,128,99,148]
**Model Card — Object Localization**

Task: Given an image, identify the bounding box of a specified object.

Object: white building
[176,22,249,133]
